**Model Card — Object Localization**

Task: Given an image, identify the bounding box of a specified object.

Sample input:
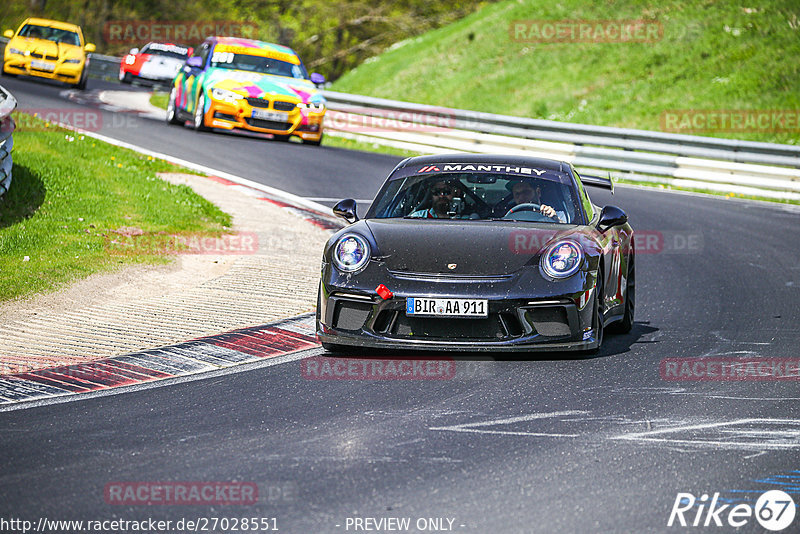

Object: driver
[409,179,464,218]
[507,179,566,223]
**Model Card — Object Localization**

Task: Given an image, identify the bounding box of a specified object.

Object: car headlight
[210,87,242,104]
[298,101,325,112]
[541,240,583,279]
[63,58,81,64]
[8,47,25,55]
[332,234,370,272]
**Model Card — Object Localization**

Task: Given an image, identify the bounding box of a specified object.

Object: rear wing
[579,173,614,194]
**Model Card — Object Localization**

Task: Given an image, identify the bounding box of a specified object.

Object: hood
[203,67,321,104]
[363,219,590,276]
[12,37,83,60]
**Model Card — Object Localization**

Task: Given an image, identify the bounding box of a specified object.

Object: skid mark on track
[610,419,800,450]
[429,410,590,437]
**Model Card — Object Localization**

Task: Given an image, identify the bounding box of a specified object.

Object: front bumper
[203,97,324,140]
[317,263,599,353]
[3,55,83,83]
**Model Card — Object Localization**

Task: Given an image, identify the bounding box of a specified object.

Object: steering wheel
[503,203,556,222]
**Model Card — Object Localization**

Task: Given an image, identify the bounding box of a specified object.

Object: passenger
[506,179,565,222]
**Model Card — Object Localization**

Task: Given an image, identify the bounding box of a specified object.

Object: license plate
[406,298,488,318]
[31,60,55,71]
[251,108,288,121]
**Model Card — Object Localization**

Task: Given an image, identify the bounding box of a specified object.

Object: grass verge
[150,91,168,110]
[332,0,800,145]
[0,113,232,301]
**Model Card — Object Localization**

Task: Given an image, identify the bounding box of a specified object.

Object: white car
[119,42,191,84]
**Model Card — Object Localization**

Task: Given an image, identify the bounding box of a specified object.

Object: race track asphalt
[1,75,799,533]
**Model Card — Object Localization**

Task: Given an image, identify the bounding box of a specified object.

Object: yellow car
[2,18,96,89]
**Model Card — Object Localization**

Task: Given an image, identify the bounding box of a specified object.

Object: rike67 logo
[668,490,796,531]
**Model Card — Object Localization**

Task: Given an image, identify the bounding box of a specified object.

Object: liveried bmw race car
[119,42,192,85]
[317,154,635,354]
[166,36,326,145]
[2,17,96,89]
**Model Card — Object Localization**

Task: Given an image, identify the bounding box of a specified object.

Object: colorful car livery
[166,37,326,145]
[119,42,192,84]
[2,17,96,89]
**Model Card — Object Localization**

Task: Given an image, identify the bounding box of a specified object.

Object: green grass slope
[332,0,800,144]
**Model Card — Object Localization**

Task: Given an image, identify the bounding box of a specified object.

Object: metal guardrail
[0,84,17,196]
[322,91,800,200]
[323,91,800,164]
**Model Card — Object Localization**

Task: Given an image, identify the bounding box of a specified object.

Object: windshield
[368,172,581,224]
[141,43,190,59]
[19,24,81,46]
[210,50,308,79]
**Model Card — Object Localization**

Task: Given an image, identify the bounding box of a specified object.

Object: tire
[608,251,635,334]
[321,342,349,354]
[119,71,132,84]
[303,133,323,146]
[272,133,290,142]
[193,91,210,132]
[166,87,182,125]
[582,270,604,355]
[74,70,87,90]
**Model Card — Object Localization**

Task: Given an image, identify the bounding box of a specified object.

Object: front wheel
[166,88,182,125]
[581,270,604,355]
[193,92,210,132]
[608,251,635,334]
[74,70,87,90]
[321,342,349,354]
[119,71,132,84]
[302,133,323,146]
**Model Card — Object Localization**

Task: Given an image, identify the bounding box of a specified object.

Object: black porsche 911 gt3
[316,154,634,353]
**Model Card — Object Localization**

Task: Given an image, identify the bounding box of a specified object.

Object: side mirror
[3,30,13,39]
[597,205,627,232]
[310,72,325,85]
[84,43,96,53]
[186,56,203,69]
[333,198,359,224]
[129,47,139,55]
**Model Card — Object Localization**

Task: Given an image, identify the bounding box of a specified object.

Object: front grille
[524,307,571,337]
[273,100,297,111]
[332,301,373,331]
[244,118,293,131]
[246,97,270,108]
[213,111,237,121]
[378,312,521,340]
[31,52,58,60]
